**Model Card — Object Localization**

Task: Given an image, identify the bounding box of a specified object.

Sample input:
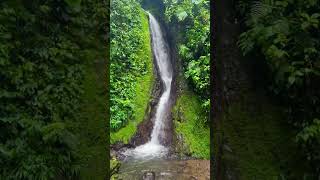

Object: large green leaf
[176,11,188,21]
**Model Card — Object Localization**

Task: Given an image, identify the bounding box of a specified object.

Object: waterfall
[124,12,173,160]
[149,12,173,144]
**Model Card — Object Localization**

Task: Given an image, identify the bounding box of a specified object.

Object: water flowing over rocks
[123,12,174,160]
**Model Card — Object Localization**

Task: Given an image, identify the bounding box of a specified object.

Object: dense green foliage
[110,7,153,143]
[163,0,210,114]
[238,0,320,175]
[110,0,153,131]
[155,0,210,159]
[0,0,107,179]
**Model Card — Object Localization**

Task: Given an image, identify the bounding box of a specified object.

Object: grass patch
[173,90,210,159]
[110,9,154,144]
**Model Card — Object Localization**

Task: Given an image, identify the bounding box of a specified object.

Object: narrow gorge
[113,12,210,180]
[123,12,173,160]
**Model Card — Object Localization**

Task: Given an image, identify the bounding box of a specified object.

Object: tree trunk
[212,0,242,179]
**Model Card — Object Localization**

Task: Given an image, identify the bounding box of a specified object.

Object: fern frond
[250,0,275,21]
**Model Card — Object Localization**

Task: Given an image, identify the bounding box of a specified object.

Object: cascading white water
[149,12,173,144]
[124,12,172,160]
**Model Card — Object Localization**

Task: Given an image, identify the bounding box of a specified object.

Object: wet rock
[129,63,162,147]
[142,171,155,180]
[130,115,154,146]
[174,132,193,159]
[110,142,134,160]
[190,175,198,180]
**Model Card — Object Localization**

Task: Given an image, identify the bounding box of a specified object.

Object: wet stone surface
[117,160,210,180]
[143,172,155,180]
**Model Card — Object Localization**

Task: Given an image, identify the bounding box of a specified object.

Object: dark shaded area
[141,0,165,18]
[212,0,313,179]
[73,59,108,180]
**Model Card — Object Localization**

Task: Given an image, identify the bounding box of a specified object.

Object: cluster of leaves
[163,0,210,116]
[0,0,107,179]
[238,0,320,174]
[296,118,320,169]
[110,0,148,130]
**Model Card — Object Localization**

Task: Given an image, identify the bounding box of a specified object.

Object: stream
[117,12,209,180]
[118,160,210,180]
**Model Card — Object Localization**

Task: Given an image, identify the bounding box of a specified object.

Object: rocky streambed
[115,159,210,180]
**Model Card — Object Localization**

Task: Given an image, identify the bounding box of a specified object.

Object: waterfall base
[123,142,168,161]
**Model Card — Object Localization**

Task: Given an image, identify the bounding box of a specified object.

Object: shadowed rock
[143,171,155,180]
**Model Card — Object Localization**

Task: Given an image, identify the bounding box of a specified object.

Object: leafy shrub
[110,0,149,130]
[296,118,320,172]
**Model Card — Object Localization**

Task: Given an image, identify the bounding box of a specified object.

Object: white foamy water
[124,12,172,160]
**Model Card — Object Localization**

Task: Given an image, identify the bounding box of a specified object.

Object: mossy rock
[110,156,121,179]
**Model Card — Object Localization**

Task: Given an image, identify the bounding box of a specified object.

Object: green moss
[110,9,154,144]
[173,90,210,159]
[70,57,108,179]
[221,94,306,179]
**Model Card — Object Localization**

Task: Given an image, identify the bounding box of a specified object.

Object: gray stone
[142,171,155,180]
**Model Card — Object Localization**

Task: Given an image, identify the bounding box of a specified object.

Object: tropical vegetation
[163,0,210,115]
[0,0,108,179]
[162,0,210,158]
[238,0,320,176]
[110,0,154,144]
